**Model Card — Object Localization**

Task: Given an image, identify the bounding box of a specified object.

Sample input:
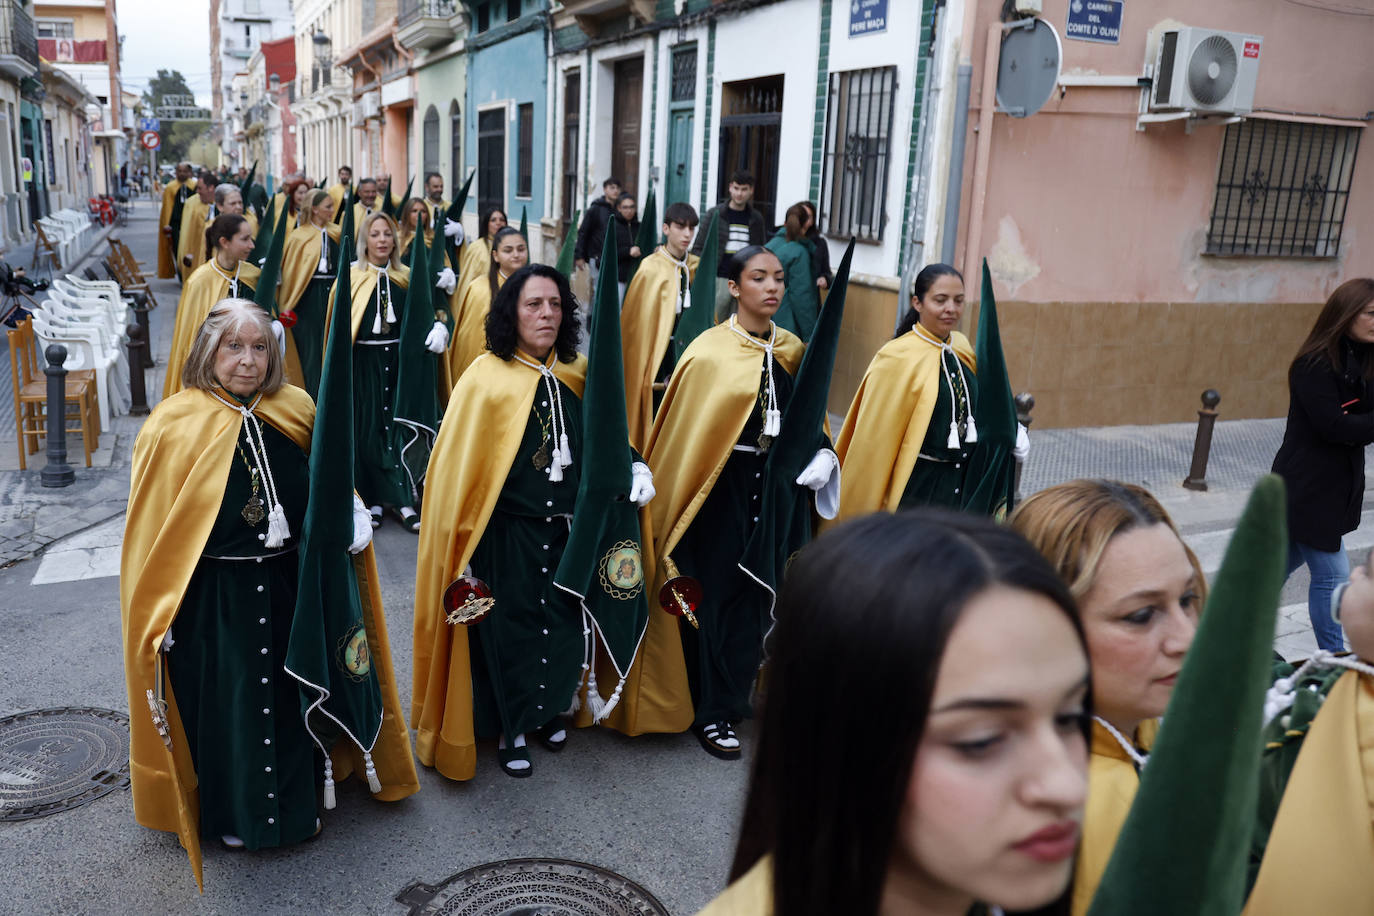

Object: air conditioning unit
[1150,27,1262,115]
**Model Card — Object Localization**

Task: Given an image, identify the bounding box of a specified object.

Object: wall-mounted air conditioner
[1150,27,1262,116]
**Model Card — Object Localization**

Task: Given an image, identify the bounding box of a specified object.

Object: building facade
[337,0,416,187]
[292,0,360,182]
[0,0,41,243]
[240,35,297,190]
[211,0,292,159]
[397,0,469,208]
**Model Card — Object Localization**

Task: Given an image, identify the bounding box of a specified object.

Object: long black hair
[487,225,526,301]
[486,263,581,364]
[480,206,508,242]
[895,262,964,337]
[205,213,249,262]
[731,510,1089,916]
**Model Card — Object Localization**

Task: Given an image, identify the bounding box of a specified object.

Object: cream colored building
[291,0,359,182]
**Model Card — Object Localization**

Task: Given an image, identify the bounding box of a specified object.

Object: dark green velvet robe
[352,275,413,508]
[900,349,980,510]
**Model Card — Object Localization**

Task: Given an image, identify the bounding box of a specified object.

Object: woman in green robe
[278,189,340,398]
[764,202,822,342]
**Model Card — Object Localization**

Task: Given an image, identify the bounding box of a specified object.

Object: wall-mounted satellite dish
[996,18,1063,118]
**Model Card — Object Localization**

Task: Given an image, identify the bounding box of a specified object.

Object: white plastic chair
[31,307,129,426]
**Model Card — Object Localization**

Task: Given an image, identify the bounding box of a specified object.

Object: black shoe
[694,722,742,760]
[497,744,533,778]
[535,717,569,753]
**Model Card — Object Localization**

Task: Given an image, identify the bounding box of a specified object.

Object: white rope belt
[203,546,298,561]
[356,338,399,346]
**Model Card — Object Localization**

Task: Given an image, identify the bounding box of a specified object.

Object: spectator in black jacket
[1271,277,1374,651]
[574,177,622,290]
[692,170,768,317]
[800,200,832,291]
[610,193,642,299]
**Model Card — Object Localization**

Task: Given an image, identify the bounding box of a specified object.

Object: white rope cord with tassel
[1263,650,1374,728]
[1093,715,1149,770]
[316,227,330,274]
[208,390,291,548]
[208,258,243,300]
[660,246,692,316]
[370,263,397,336]
[727,316,781,438]
[513,352,573,483]
[912,323,977,447]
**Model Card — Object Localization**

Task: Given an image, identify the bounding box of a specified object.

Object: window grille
[476,2,490,32]
[671,46,696,103]
[507,0,520,22]
[819,66,896,243]
[422,106,440,175]
[1206,119,1360,258]
[517,102,533,198]
[449,101,462,193]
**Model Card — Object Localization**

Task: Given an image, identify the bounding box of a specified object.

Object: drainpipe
[939,0,980,267]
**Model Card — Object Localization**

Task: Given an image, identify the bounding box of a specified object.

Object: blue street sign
[138,116,161,132]
[850,0,888,37]
[1066,0,1123,44]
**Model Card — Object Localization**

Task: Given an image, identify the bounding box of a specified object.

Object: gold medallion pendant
[242,495,266,526]
[532,440,551,471]
[756,433,774,454]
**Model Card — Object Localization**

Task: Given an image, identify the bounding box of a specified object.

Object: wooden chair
[31,223,62,273]
[7,318,98,469]
[107,238,159,308]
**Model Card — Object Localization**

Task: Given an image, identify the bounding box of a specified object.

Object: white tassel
[363,750,382,794]
[765,408,781,437]
[595,679,626,722]
[558,432,572,468]
[947,420,961,450]
[322,758,336,810]
[264,503,290,549]
[585,669,607,723]
[965,414,978,443]
[548,455,564,483]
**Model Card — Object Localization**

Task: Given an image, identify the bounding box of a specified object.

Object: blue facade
[463,10,548,225]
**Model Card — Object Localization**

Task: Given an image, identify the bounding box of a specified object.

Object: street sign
[1066,0,1124,44]
[850,0,888,37]
[140,130,161,151]
[137,116,160,132]
[153,106,212,121]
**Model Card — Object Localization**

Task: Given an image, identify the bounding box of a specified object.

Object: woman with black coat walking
[1271,277,1374,651]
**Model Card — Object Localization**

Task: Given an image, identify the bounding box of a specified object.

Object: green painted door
[665,109,693,209]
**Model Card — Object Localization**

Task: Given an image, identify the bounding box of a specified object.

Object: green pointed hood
[392,222,440,501]
[555,210,581,279]
[252,200,291,318]
[672,209,720,360]
[1087,475,1288,916]
[626,186,657,285]
[960,259,1019,516]
[248,195,278,265]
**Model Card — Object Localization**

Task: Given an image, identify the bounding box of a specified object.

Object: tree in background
[140,69,211,167]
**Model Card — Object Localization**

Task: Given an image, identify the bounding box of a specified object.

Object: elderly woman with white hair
[120,299,415,869]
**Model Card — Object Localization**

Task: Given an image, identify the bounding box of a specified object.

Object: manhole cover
[396,858,671,916]
[0,707,130,821]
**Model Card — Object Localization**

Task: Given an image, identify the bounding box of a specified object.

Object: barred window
[1206,120,1361,258]
[422,105,440,176]
[517,103,533,198]
[819,66,896,243]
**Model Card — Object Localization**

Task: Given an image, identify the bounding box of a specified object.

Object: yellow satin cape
[598,322,805,737]
[1072,719,1159,916]
[330,262,412,342]
[158,178,194,279]
[278,223,343,316]
[449,272,502,379]
[326,182,350,211]
[832,329,975,520]
[119,386,418,891]
[620,248,698,452]
[411,351,587,781]
[176,197,211,281]
[458,235,491,293]
[1243,671,1374,915]
[696,855,773,915]
[162,260,264,399]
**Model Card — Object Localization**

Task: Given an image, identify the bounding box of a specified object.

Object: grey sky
[118,0,213,107]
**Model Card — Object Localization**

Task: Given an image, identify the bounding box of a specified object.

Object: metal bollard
[41,344,75,488]
[1013,392,1035,501]
[130,291,154,368]
[127,322,150,416]
[1183,389,1222,492]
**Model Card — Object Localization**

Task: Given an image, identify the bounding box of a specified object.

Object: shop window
[1206,119,1361,258]
[819,65,896,243]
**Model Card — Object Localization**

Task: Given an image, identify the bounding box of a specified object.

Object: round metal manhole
[0,707,130,821]
[395,858,671,916]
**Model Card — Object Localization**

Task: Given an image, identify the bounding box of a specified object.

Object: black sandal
[368,506,383,529]
[694,721,742,760]
[535,718,569,753]
[392,507,421,533]
[497,744,533,778]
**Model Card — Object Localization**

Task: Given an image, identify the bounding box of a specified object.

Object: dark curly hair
[486,263,581,363]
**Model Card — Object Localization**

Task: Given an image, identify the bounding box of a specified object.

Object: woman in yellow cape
[277,189,341,399]
[617,245,838,758]
[176,180,214,281]
[412,264,591,780]
[1010,479,1205,915]
[833,263,979,519]
[157,165,196,278]
[164,214,261,399]
[457,205,508,294]
[120,300,416,890]
[449,225,527,380]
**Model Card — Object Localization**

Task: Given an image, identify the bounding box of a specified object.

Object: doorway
[477,107,505,216]
[611,57,643,199]
[665,44,696,209]
[561,69,580,233]
[717,75,783,229]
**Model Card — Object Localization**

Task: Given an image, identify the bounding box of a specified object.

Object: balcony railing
[223,38,254,59]
[0,0,41,77]
[399,0,457,29]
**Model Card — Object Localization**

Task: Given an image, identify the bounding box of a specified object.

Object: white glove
[629,461,655,507]
[435,266,457,294]
[444,218,464,243]
[1013,422,1030,461]
[424,321,450,354]
[270,319,286,355]
[349,494,373,555]
[795,448,841,520]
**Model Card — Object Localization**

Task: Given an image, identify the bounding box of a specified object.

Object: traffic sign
[140,130,161,151]
[137,116,160,132]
